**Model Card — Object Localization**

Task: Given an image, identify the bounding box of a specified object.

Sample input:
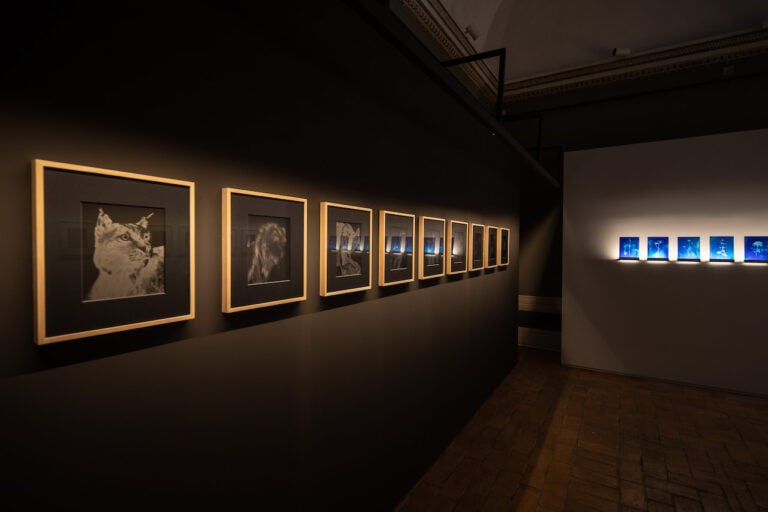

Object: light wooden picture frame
[499,227,510,266]
[469,223,485,271]
[222,188,307,313]
[447,220,468,274]
[320,202,372,296]
[379,210,415,286]
[32,159,195,345]
[485,225,499,268]
[418,216,446,280]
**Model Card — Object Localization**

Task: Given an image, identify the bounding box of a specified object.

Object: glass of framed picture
[619,236,640,260]
[677,236,700,262]
[647,236,669,261]
[222,188,307,312]
[379,210,415,286]
[485,225,499,268]
[418,216,445,280]
[744,236,768,263]
[32,159,194,345]
[320,202,372,296]
[447,220,468,274]
[498,227,510,266]
[469,223,485,271]
[709,236,734,262]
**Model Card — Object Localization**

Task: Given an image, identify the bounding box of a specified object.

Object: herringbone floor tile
[396,348,768,512]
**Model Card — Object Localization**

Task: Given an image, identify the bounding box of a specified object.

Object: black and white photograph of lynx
[247,217,290,285]
[83,204,165,301]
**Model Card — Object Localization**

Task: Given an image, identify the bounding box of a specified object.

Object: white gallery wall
[563,128,768,395]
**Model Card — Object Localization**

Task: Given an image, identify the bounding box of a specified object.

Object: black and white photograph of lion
[247,221,289,284]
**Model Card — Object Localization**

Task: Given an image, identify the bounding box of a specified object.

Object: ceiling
[440,0,768,81]
[393,0,768,113]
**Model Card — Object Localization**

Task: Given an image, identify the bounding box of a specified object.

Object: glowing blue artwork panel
[677,237,700,261]
[619,236,640,260]
[709,236,734,262]
[744,236,768,262]
[647,236,669,260]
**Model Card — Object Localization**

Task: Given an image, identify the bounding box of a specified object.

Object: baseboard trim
[518,327,561,352]
[561,361,768,399]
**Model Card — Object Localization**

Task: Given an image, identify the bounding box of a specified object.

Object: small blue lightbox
[709,236,734,262]
[677,237,700,261]
[618,237,640,260]
[647,237,669,261]
[744,236,768,263]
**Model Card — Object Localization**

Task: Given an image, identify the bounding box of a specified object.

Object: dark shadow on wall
[35,322,192,370]
[378,282,413,298]
[446,273,467,283]
[518,148,563,299]
[223,302,305,330]
[417,278,442,289]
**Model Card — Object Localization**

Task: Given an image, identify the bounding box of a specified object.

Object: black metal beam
[442,48,507,122]
[344,0,560,188]
[441,48,505,67]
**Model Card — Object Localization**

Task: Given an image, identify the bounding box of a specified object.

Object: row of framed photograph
[619,235,768,262]
[317,204,510,298]
[33,160,509,345]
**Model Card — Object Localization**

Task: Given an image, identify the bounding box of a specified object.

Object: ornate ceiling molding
[503,28,768,106]
[397,0,499,105]
[394,2,768,111]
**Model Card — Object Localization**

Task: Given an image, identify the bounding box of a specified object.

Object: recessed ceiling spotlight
[612,47,631,57]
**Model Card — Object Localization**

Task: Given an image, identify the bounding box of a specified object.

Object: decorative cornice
[395,2,768,110]
[504,28,768,106]
[398,0,498,105]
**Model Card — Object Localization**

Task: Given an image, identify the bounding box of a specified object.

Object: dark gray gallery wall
[0,3,524,510]
[563,128,768,396]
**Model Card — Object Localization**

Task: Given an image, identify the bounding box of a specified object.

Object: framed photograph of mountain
[745,236,768,263]
[32,159,195,345]
[469,223,485,271]
[222,188,307,312]
[379,210,415,286]
[709,236,734,262]
[418,216,445,280]
[485,225,499,268]
[499,228,510,266]
[320,202,372,296]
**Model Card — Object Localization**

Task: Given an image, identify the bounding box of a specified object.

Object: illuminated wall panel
[564,128,768,395]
